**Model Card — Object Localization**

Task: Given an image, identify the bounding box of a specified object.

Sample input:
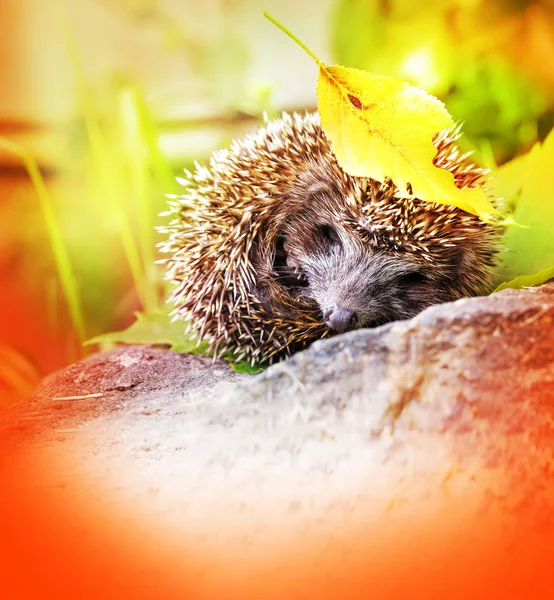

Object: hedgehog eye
[272,234,309,293]
[397,271,429,287]
[316,224,340,246]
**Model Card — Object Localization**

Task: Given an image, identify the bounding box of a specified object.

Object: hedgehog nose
[324,305,357,333]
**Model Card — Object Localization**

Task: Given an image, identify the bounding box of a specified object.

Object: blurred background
[1,0,553,406]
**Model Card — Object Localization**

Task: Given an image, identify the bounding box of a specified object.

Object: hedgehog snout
[323,305,357,333]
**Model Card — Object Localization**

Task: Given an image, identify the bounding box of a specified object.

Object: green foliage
[86,308,206,353]
[193,30,251,112]
[446,60,548,163]
[491,128,554,288]
[3,2,263,378]
[32,1,181,346]
[0,138,86,342]
[331,0,387,74]
[329,0,552,164]
[494,266,554,293]
[229,362,266,374]
[331,2,455,96]
[87,308,267,374]
[116,83,176,313]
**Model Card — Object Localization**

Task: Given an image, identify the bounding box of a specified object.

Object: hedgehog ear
[453,247,475,274]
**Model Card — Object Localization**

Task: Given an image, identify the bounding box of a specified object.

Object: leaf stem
[263,11,323,66]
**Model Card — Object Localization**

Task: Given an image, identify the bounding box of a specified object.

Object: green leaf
[229,361,266,374]
[494,265,554,293]
[85,308,208,354]
[86,310,268,374]
[491,127,554,287]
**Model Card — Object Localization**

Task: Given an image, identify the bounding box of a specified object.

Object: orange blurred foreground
[1,436,553,600]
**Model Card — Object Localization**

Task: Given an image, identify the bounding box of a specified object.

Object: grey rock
[2,345,241,443]
[2,283,554,588]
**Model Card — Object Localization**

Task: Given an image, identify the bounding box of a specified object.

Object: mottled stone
[1,283,554,596]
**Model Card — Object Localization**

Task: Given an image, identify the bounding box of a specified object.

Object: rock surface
[2,283,554,598]
[4,345,241,441]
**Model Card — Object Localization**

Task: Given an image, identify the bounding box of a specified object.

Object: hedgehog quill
[160,112,498,364]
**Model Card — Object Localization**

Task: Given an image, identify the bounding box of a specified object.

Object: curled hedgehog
[160,112,498,364]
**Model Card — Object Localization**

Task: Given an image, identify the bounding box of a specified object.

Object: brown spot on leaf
[348,94,363,110]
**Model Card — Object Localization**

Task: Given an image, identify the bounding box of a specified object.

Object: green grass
[0,3,181,359]
[0,137,86,342]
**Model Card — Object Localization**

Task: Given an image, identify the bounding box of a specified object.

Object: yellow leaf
[264,11,499,220]
[318,66,497,217]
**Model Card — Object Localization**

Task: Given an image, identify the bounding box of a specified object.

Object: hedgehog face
[299,243,436,333]
[278,215,448,335]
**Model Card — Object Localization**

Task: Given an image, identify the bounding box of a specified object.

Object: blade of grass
[56,0,148,310]
[129,85,176,193]
[117,83,180,313]
[103,137,148,309]
[118,85,158,313]
[0,138,86,341]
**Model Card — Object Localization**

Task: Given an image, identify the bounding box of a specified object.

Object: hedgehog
[160,112,498,365]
